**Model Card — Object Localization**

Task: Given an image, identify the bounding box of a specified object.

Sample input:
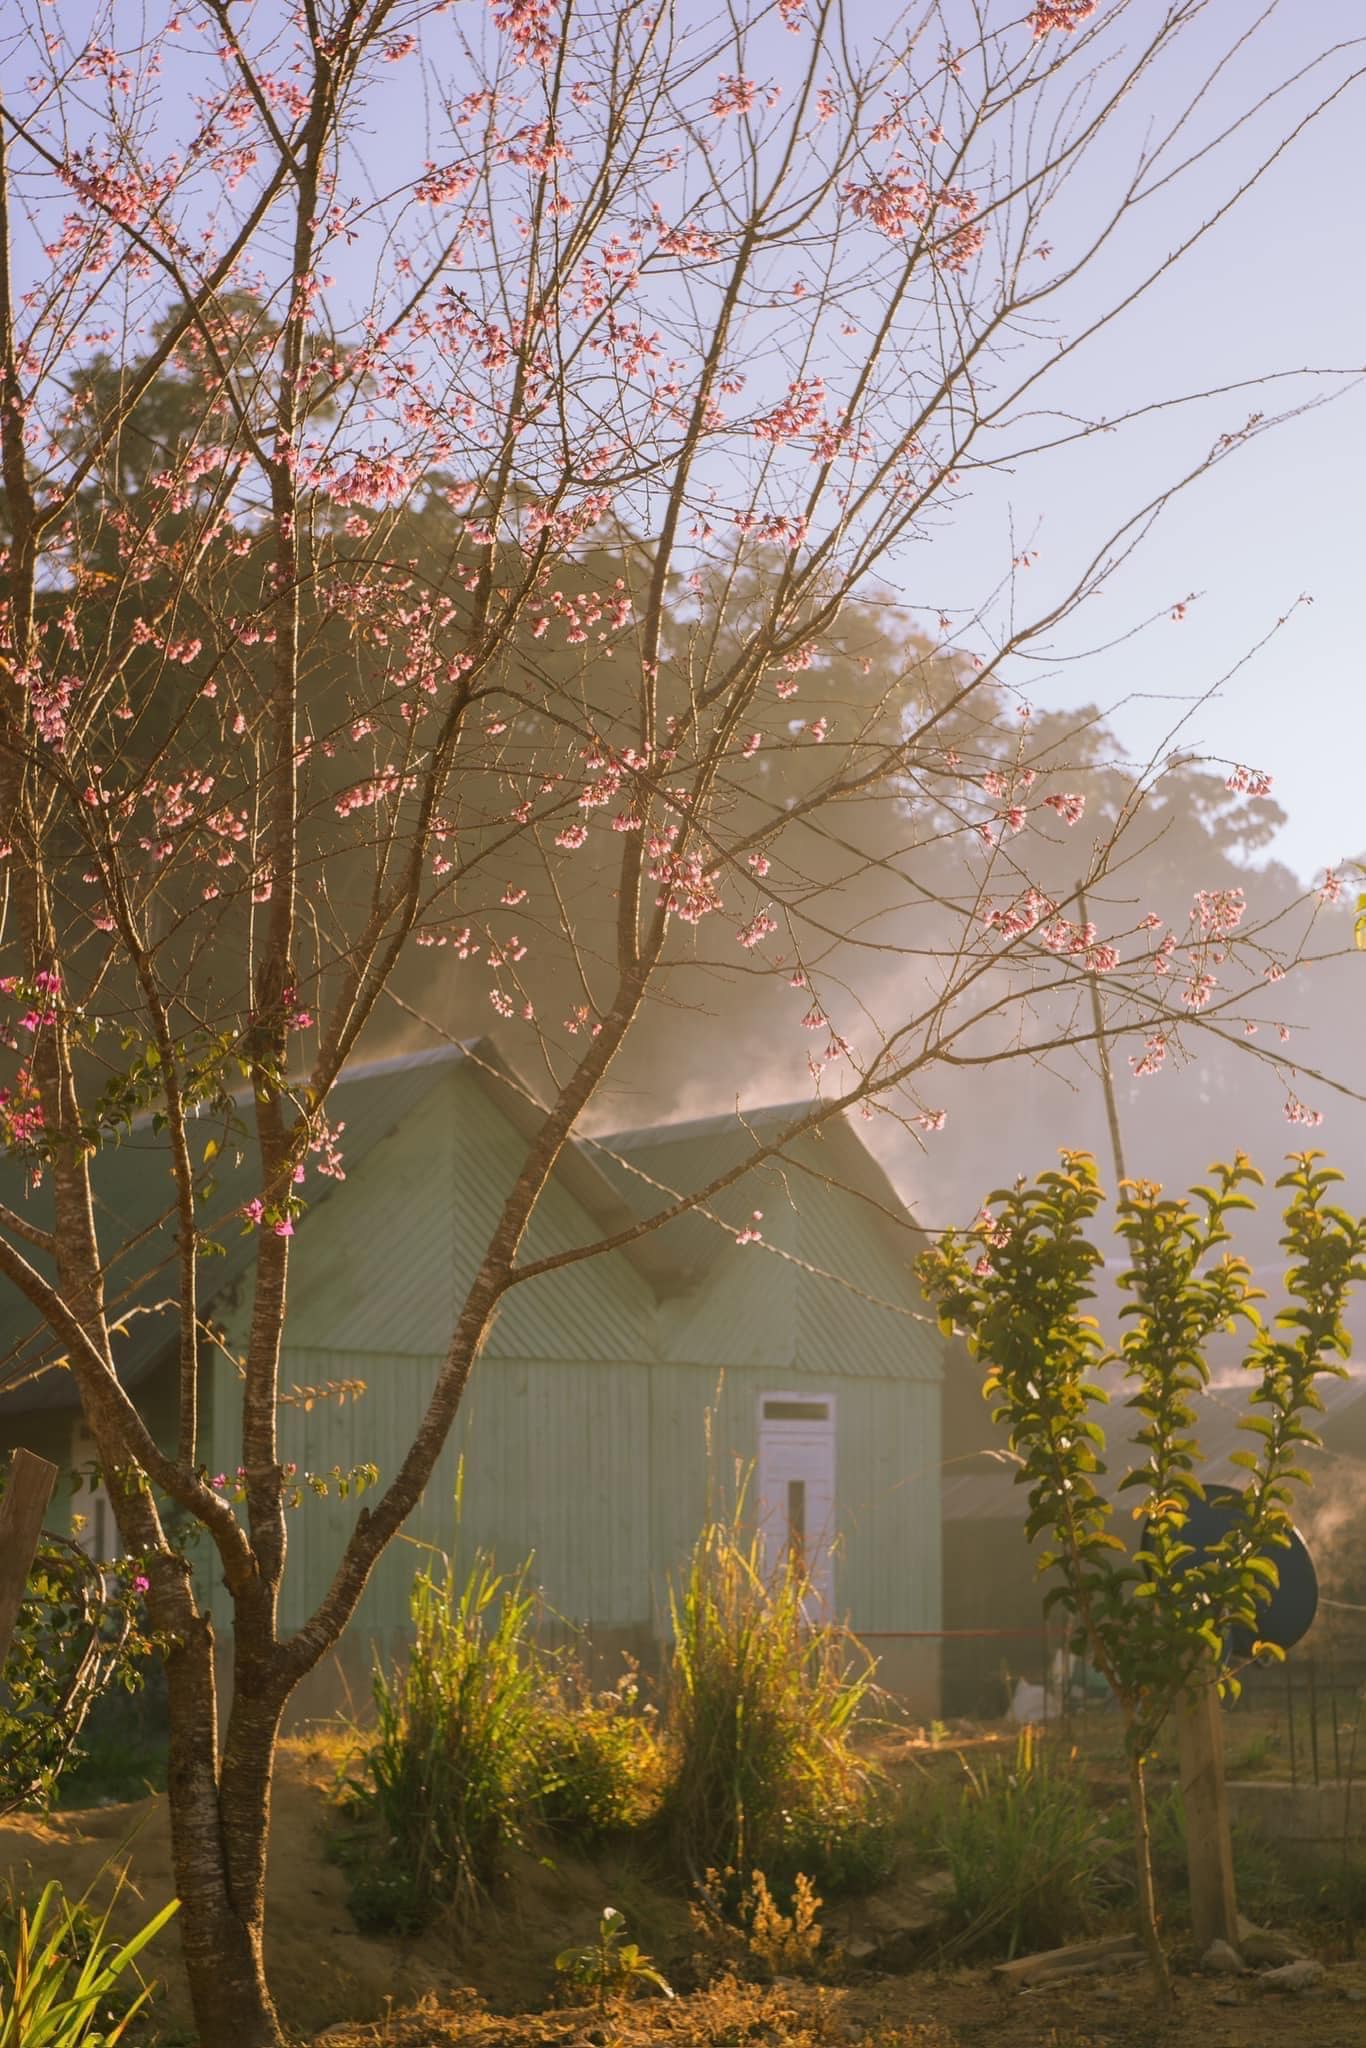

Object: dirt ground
[4,1739,1366,2047]
[316,1964,1366,2048]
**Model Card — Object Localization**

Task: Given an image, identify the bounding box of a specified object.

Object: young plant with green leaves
[918,1150,1366,1991]
[554,1907,673,2014]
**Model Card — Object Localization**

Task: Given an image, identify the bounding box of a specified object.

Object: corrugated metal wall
[208,1347,938,1641]
[643,1362,939,1636]
[208,1348,653,1636]
[205,1063,941,1650]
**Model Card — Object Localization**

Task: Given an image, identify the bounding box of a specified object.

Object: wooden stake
[1176,1658,1240,1951]
[0,1448,59,1671]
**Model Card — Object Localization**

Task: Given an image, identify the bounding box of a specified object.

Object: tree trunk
[163,1611,288,2048]
[1128,1747,1172,2001]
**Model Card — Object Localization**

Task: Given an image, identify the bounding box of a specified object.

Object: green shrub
[338,1550,538,1932]
[662,1508,890,1893]
[533,1662,665,1837]
[934,1728,1119,1957]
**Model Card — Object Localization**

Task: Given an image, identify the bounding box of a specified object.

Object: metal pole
[1331,1642,1342,1783]
[1077,883,1128,1190]
[1287,1660,1298,1788]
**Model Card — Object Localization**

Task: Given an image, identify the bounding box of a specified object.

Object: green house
[0,1044,946,1712]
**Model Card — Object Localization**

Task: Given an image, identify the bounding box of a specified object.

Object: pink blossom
[489,0,559,67]
[1193,887,1245,936]
[737,912,778,950]
[652,847,723,923]
[752,377,825,445]
[1226,763,1274,798]
[735,1210,764,1247]
[15,667,80,748]
[1318,867,1344,905]
[1042,792,1085,827]
[1029,0,1098,35]
[1129,1033,1167,1079]
[712,75,759,118]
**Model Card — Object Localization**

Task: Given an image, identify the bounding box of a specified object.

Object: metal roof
[591,1103,931,1278]
[1,1044,946,1414]
[595,1107,940,1381]
[0,1045,463,1412]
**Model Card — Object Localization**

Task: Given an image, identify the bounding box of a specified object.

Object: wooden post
[1176,1658,1240,1951]
[0,1448,59,1672]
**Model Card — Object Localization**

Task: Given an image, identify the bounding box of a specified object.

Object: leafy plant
[934,1728,1119,1958]
[338,1549,538,1932]
[918,1149,1366,1992]
[532,1660,665,1837]
[663,1503,890,1892]
[0,1499,151,1817]
[554,1907,673,2012]
[0,1879,178,2048]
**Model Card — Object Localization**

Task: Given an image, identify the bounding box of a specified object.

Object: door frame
[755,1389,837,1613]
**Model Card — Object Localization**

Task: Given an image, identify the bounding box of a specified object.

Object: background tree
[918,1149,1366,1990]
[0,4,1361,2043]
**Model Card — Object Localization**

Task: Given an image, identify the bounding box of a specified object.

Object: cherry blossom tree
[0,3,1361,2041]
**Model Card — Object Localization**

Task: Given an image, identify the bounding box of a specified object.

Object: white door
[757,1393,836,1616]
[70,1424,121,1562]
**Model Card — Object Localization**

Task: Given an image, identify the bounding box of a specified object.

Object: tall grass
[0,1880,178,2048]
[1145,1782,1292,1931]
[340,1550,538,1932]
[934,1728,1118,1957]
[662,1508,890,1891]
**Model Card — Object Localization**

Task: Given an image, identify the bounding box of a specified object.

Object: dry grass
[308,1953,1366,2048]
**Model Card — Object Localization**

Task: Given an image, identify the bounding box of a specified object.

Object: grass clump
[1145,1783,1292,1932]
[0,1878,178,2048]
[662,1509,891,1896]
[338,1550,538,1933]
[933,1727,1118,1957]
[532,1661,665,1838]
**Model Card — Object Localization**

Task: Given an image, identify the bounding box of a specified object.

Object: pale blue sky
[931,3,1365,886]
[25,2,1362,881]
